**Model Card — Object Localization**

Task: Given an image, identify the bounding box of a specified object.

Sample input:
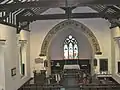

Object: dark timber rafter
[61,7,76,19]
[107,6,120,18]
[0,10,10,20]
[0,0,120,33]
[90,5,120,27]
[109,19,120,28]
[18,12,117,22]
[105,6,120,26]
[0,0,120,11]
[16,9,36,33]
[18,9,36,16]
[0,1,62,11]
[108,5,120,12]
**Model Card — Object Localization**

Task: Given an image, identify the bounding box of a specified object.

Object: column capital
[111,25,120,38]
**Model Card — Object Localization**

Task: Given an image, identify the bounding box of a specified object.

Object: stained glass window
[64,35,78,59]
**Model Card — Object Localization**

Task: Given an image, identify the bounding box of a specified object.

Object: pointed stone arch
[40,20,101,56]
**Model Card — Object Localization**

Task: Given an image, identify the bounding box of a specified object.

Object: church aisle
[61,71,80,90]
[61,77,80,90]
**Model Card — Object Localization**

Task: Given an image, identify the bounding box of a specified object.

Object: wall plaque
[35,58,43,63]
[11,67,16,76]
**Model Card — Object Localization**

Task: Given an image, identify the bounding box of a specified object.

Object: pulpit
[33,70,46,84]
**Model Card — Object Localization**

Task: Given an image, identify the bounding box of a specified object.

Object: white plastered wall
[0,24,30,90]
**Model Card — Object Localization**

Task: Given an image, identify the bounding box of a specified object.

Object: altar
[63,65,80,70]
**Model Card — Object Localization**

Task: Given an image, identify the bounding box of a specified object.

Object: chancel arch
[40,20,101,57]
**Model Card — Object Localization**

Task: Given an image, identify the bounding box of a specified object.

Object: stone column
[46,55,51,76]
[0,40,6,90]
[19,30,30,77]
[110,25,120,74]
[94,55,100,74]
[114,38,120,73]
[90,55,94,76]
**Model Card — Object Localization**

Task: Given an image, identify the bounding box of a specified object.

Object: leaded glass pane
[69,43,73,59]
[64,44,68,59]
[74,44,78,59]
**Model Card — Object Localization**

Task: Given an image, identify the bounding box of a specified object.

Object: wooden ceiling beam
[18,13,103,21]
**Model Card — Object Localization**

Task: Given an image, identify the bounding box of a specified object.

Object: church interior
[1,0,120,90]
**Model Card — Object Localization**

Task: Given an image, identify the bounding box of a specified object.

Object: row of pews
[18,69,120,90]
[18,84,120,90]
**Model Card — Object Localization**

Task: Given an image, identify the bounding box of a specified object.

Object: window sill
[117,73,120,75]
[20,74,26,79]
